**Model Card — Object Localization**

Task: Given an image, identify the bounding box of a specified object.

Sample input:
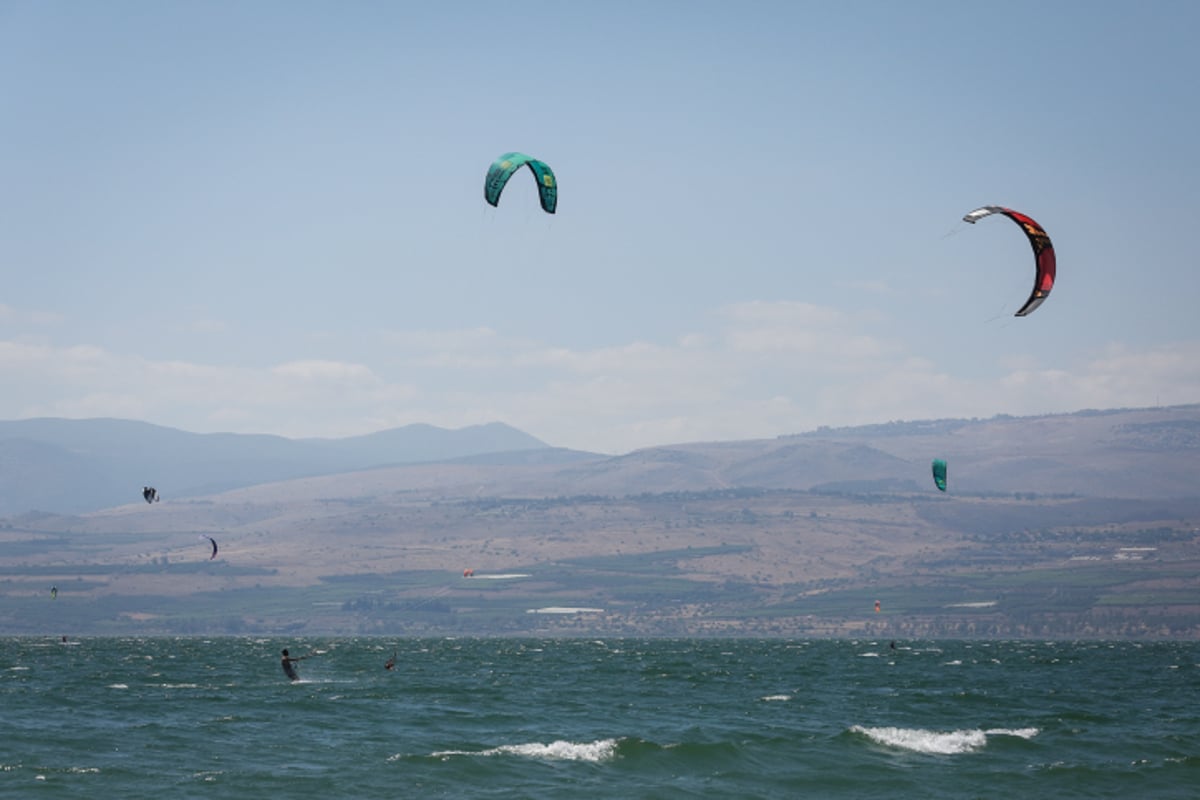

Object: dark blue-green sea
[2,638,1197,798]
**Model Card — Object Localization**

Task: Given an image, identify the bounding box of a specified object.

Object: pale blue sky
[2,1,1197,453]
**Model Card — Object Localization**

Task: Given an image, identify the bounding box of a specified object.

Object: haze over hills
[2,405,1198,639]
[0,418,558,516]
[3,404,1199,518]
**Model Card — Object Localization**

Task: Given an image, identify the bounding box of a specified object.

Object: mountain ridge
[3,404,1199,517]
[0,418,553,515]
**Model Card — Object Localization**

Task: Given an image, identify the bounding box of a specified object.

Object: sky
[2,0,1198,455]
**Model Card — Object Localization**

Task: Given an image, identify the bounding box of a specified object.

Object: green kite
[931,459,947,492]
[484,152,557,214]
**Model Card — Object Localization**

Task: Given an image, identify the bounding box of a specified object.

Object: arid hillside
[3,406,1198,638]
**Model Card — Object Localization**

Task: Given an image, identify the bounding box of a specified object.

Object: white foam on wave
[191,770,223,781]
[985,727,1039,739]
[851,725,1038,754]
[107,683,129,690]
[760,694,792,702]
[852,725,984,754]
[427,738,619,763]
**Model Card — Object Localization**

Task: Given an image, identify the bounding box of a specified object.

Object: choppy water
[2,638,1197,798]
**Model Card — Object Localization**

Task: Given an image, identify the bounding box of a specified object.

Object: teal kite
[931,459,947,492]
[484,152,557,214]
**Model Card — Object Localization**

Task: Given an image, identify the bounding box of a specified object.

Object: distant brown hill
[3,405,1197,638]
[291,404,1197,501]
[4,406,1196,519]
[0,418,557,516]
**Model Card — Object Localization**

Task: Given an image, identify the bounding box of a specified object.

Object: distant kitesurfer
[281,648,306,682]
[889,641,896,650]
[385,650,396,671]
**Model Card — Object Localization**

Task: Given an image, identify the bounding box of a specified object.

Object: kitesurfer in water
[281,648,306,682]
[384,650,396,671]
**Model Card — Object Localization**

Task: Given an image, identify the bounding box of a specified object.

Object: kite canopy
[931,459,948,492]
[962,206,1056,317]
[485,152,557,213]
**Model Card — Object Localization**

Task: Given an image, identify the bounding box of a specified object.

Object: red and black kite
[963,206,1056,317]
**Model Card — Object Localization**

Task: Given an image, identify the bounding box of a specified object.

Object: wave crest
[850,725,1037,754]
[430,738,620,763]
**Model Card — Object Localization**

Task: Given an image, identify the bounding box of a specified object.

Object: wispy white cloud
[1,306,1197,454]
[271,360,378,382]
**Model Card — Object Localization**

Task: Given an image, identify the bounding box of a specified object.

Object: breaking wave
[424,738,621,763]
[850,725,1038,754]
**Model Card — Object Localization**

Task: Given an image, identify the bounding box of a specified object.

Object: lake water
[2,637,1197,798]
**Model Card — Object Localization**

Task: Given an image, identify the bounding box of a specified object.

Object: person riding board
[281,648,307,682]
